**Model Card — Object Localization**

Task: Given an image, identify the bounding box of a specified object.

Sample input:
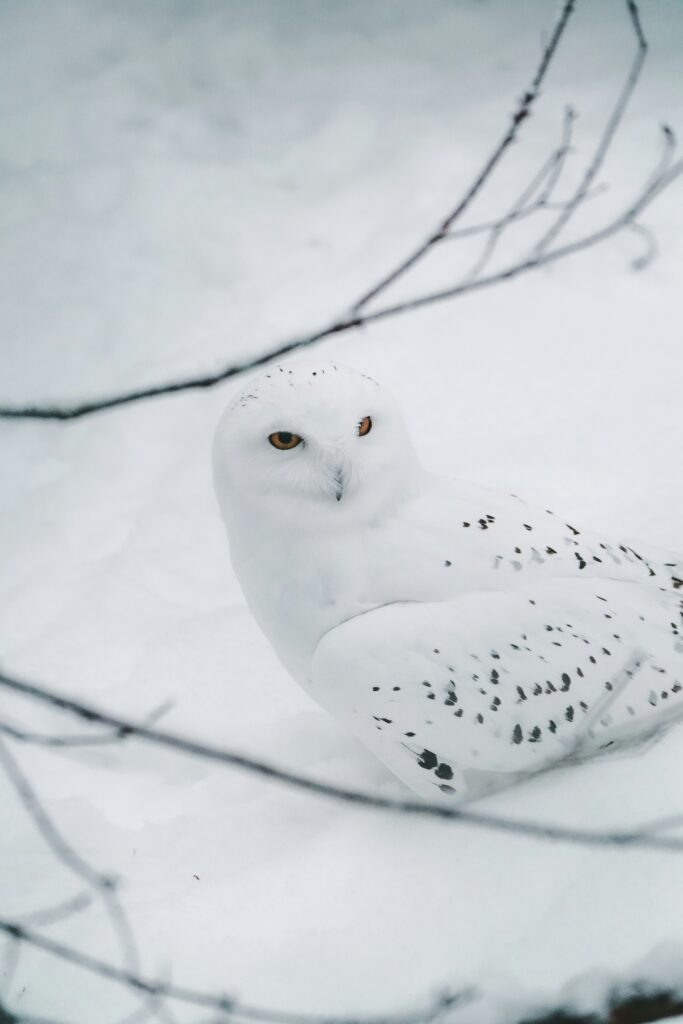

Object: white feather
[213,361,683,801]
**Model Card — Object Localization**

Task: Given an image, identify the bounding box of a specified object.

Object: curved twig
[0,920,471,1024]
[0,2,578,422]
[0,739,139,975]
[532,0,647,256]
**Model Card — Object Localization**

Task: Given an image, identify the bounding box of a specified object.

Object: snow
[1,0,683,1020]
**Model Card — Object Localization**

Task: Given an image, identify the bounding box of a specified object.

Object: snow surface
[1,0,683,1020]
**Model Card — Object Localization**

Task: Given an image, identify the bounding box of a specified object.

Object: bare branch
[0,718,129,748]
[627,811,683,837]
[0,318,360,420]
[349,0,577,310]
[456,105,577,282]
[0,700,173,749]
[0,739,140,975]
[569,651,647,755]
[532,0,648,255]
[628,221,658,270]
[0,920,471,1024]
[6,917,683,1024]
[345,158,683,327]
[457,652,653,806]
[13,891,93,929]
[0,739,116,891]
[5,1,678,422]
[2,667,683,852]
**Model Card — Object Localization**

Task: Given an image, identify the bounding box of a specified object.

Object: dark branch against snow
[0,738,140,976]
[2,666,683,853]
[0,919,472,1024]
[1,1,679,422]
[348,0,578,311]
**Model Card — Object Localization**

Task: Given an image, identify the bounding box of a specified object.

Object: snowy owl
[212,361,683,802]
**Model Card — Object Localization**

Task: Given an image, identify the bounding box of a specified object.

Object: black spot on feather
[417,749,438,770]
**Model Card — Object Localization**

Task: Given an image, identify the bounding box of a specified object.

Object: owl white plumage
[212,361,683,802]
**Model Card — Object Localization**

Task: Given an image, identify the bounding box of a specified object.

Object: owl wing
[311,578,683,802]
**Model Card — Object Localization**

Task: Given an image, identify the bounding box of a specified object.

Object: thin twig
[624,812,683,843]
[343,158,682,327]
[112,984,180,1024]
[0,739,140,975]
[0,319,358,421]
[0,719,130,748]
[350,0,577,310]
[0,920,471,1024]
[14,892,93,929]
[570,651,647,754]
[0,700,173,749]
[0,739,116,890]
[628,221,658,270]
[449,652,652,805]
[458,105,577,282]
[532,0,647,256]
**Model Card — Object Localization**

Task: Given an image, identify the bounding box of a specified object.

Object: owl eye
[357,416,372,437]
[269,431,302,450]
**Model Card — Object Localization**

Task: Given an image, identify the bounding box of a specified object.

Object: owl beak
[322,449,350,502]
[334,467,345,502]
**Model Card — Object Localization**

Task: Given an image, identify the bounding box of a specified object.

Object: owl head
[212,360,422,532]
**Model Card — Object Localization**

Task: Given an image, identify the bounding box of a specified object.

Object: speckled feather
[213,361,683,802]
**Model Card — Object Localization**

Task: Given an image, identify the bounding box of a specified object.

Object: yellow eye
[269,431,302,450]
[358,415,372,437]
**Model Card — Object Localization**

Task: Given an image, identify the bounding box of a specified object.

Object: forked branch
[0,1,678,422]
